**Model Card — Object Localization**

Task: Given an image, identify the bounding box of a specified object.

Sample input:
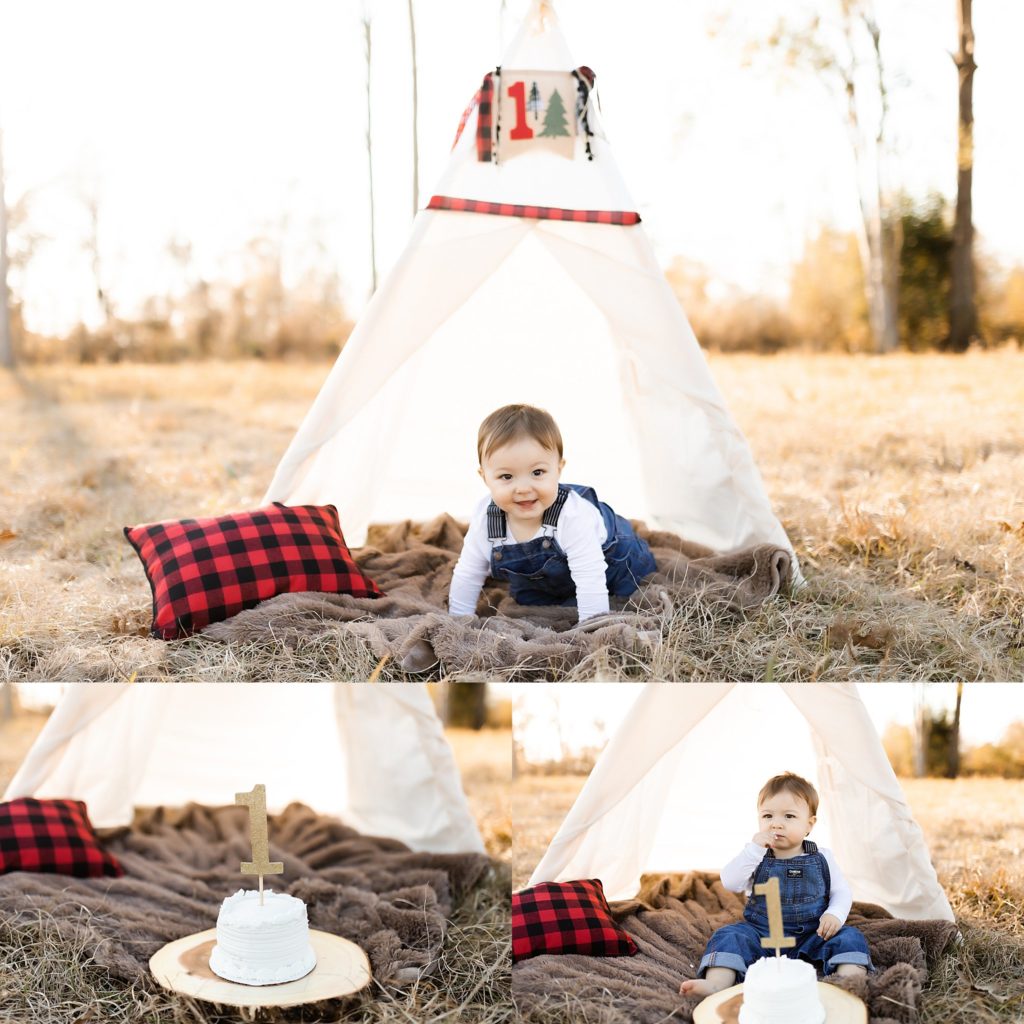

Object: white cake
[209,889,317,986]
[738,957,826,1024]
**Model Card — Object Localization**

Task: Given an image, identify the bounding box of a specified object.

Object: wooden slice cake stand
[150,928,371,1009]
[693,981,867,1024]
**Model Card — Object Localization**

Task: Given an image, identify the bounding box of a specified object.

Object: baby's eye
[532,469,546,476]
[498,474,512,481]
[786,814,796,819]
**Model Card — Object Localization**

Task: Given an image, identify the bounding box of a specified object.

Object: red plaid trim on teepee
[124,502,382,640]
[0,798,124,878]
[427,195,640,225]
[512,878,638,962]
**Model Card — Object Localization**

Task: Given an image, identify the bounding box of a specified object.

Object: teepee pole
[408,0,419,218]
[362,8,378,294]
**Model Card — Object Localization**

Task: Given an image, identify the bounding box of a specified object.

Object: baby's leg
[820,924,873,976]
[679,967,736,996]
[679,921,761,996]
[835,964,868,977]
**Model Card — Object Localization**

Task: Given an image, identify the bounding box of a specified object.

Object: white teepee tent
[529,683,953,922]
[4,683,484,854]
[264,1,795,565]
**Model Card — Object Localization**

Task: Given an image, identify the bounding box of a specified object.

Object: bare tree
[741,1,900,353]
[913,683,930,777]
[0,124,13,368]
[79,187,117,329]
[408,0,420,218]
[946,681,963,778]
[363,9,378,294]
[949,0,977,351]
[444,683,488,729]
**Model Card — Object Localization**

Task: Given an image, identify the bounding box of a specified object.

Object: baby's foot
[679,977,729,997]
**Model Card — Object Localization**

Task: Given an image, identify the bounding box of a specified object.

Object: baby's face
[757,790,816,856]
[479,435,564,528]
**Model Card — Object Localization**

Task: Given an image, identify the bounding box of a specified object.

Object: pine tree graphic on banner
[528,82,542,119]
[539,88,570,137]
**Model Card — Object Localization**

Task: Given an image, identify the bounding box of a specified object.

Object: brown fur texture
[0,803,491,987]
[204,515,792,676]
[512,871,958,1023]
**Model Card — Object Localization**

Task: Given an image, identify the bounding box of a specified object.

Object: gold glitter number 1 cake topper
[754,876,796,956]
[236,784,283,906]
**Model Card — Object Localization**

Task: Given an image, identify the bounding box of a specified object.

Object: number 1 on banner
[507,80,534,140]
[754,876,796,953]
[236,784,283,906]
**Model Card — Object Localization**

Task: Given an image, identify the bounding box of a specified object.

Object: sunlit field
[0,704,512,1024]
[512,771,1024,1022]
[2,350,1022,681]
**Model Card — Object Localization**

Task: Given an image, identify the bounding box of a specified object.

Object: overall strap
[808,841,831,893]
[764,838,817,859]
[486,502,505,541]
[486,486,571,541]
[542,486,570,528]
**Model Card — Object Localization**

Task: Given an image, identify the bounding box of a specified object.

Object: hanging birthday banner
[496,70,577,162]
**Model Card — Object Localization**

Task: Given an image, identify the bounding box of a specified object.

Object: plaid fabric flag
[476,70,497,161]
[0,798,124,878]
[124,502,382,640]
[452,88,482,151]
[427,195,640,225]
[573,66,597,160]
[512,878,638,962]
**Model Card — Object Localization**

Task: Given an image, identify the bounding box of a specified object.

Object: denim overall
[486,483,657,607]
[698,841,873,978]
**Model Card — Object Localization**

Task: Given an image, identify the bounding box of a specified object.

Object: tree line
[0,1,1016,362]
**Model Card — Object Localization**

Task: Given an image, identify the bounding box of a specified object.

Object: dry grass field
[0,703,512,1024]
[2,351,1023,681]
[511,772,1024,1023]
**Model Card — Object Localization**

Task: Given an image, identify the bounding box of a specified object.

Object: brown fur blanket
[204,515,792,677]
[0,803,491,988]
[512,872,958,1024]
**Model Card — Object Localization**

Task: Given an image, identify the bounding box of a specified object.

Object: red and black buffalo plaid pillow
[0,798,124,878]
[512,878,638,963]
[124,502,382,640]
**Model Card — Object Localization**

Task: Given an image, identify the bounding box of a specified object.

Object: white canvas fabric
[263,1,796,566]
[4,683,484,855]
[529,683,953,922]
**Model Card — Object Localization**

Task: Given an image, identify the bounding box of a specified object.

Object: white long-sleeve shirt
[721,842,853,925]
[448,491,611,620]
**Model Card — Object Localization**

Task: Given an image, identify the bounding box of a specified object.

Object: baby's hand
[752,831,776,848]
[817,914,841,940]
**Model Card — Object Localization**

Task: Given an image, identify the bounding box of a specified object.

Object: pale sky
[2,0,1022,336]
[508,683,1024,763]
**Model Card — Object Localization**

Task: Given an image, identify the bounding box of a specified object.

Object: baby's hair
[758,772,819,817]
[477,404,563,464]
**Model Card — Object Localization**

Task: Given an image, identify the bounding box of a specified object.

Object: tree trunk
[861,6,899,353]
[0,126,13,369]
[913,684,930,778]
[363,14,378,295]
[408,0,420,218]
[445,683,488,730]
[946,681,963,778]
[840,3,900,353]
[949,0,977,352]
